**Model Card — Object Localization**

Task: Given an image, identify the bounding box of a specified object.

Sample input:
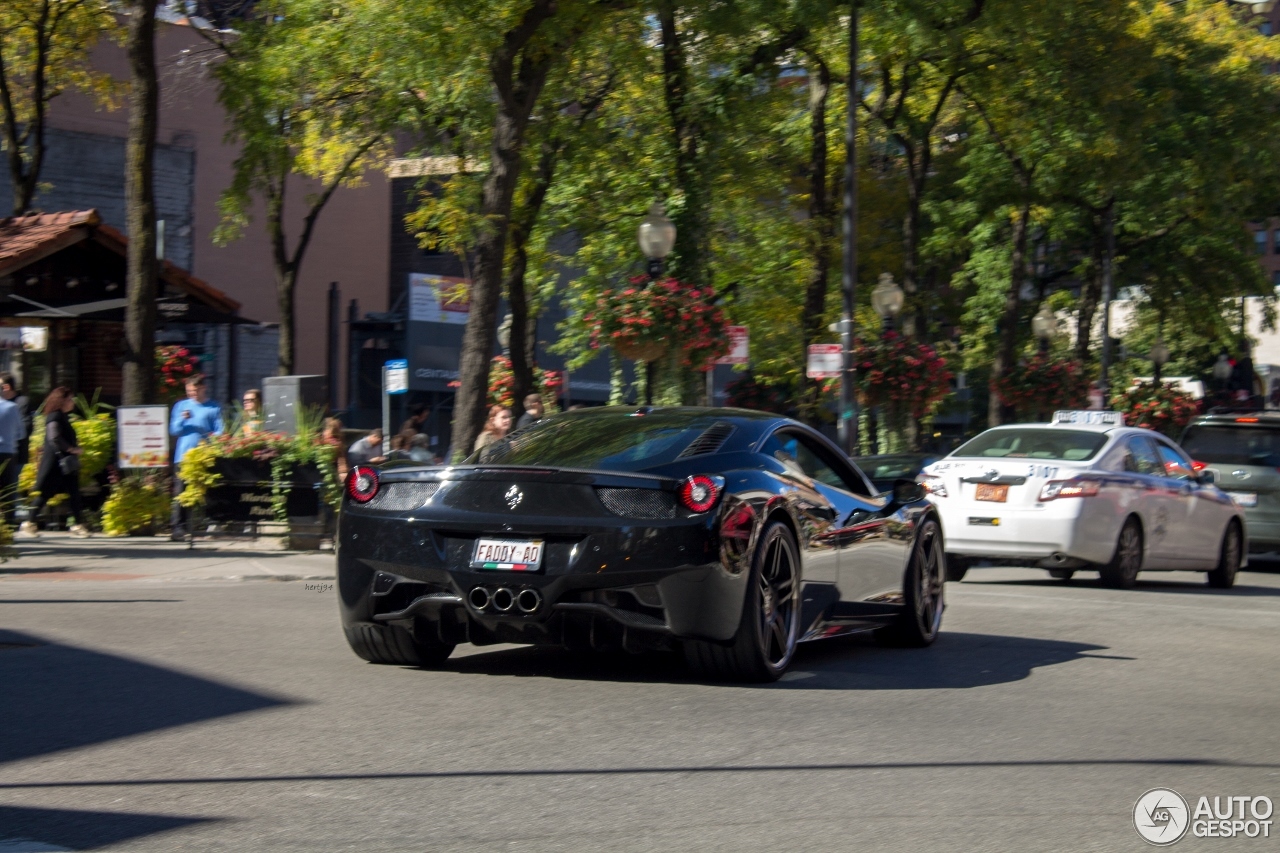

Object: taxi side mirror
[1195,469,1218,487]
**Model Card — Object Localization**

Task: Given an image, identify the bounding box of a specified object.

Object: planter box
[203,459,323,522]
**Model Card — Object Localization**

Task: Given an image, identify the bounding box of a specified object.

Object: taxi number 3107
[1027,464,1059,480]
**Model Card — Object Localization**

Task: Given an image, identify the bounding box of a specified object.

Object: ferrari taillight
[347,466,379,503]
[679,474,721,513]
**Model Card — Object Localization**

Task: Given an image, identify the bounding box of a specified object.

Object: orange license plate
[975,484,1009,502]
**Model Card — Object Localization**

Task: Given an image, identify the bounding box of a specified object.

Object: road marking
[954,588,1280,618]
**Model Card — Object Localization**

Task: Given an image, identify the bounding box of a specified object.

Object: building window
[1273,229,1280,255]
[1257,230,1269,255]
[1273,269,1280,289]
[1262,21,1273,36]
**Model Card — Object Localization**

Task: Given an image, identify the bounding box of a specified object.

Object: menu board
[117,405,170,468]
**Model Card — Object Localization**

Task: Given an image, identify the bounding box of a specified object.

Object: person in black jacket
[20,386,88,538]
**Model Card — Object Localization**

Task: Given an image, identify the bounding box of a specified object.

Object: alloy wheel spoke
[771,617,788,654]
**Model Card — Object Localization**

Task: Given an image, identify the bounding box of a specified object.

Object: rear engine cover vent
[366,482,440,511]
[596,488,678,519]
[677,421,735,458]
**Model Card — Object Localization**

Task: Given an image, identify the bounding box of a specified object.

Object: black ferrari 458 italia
[337,406,945,682]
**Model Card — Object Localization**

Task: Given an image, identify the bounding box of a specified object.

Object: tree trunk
[451,0,561,460]
[1075,218,1104,364]
[505,142,557,421]
[659,2,708,289]
[801,54,834,419]
[121,0,159,406]
[0,0,52,215]
[988,199,1031,426]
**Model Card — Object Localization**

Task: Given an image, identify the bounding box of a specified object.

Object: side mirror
[892,478,925,505]
[1196,469,1218,487]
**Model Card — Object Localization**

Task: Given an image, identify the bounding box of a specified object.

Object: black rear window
[473,411,727,472]
[952,428,1108,461]
[1181,425,1280,467]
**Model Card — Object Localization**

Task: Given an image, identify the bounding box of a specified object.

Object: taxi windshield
[952,428,1108,461]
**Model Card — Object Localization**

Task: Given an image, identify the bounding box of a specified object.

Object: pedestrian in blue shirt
[0,389,22,525]
[170,375,223,464]
[170,375,223,538]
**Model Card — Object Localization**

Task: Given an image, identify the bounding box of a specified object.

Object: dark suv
[1180,412,1280,552]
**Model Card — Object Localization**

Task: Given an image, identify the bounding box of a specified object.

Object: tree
[212,0,390,375]
[0,0,114,215]
[122,0,159,406]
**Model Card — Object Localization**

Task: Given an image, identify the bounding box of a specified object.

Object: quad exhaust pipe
[468,585,541,614]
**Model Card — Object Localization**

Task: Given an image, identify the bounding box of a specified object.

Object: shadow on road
[0,629,293,766]
[430,630,1115,689]
[0,804,214,850]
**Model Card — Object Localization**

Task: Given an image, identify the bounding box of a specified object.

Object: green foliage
[101,471,171,536]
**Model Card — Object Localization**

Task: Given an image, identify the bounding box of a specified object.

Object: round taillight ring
[347,466,379,503]
[679,474,721,513]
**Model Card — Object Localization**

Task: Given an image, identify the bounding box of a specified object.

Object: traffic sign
[384,359,409,395]
[716,326,750,365]
[806,344,843,379]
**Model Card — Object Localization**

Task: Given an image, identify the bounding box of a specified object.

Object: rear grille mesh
[365,482,440,511]
[596,488,677,519]
[678,421,735,458]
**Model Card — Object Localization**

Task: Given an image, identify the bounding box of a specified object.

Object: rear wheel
[1099,518,1143,590]
[1207,522,1242,589]
[876,517,945,647]
[344,621,455,667]
[1048,569,1075,582]
[684,520,800,682]
[945,554,970,582]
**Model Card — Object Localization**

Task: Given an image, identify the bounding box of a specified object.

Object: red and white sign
[116,405,170,468]
[806,344,844,379]
[716,326,749,365]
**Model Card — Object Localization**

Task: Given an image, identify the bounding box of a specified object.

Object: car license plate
[975,484,1009,503]
[1228,491,1259,508]
[471,538,545,571]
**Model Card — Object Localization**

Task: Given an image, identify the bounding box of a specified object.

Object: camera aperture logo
[1134,789,1274,844]
[1134,788,1189,846]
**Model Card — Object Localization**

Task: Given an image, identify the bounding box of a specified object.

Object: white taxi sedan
[921,411,1246,589]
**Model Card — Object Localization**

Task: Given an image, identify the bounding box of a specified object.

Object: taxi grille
[595,488,677,519]
[366,482,440,511]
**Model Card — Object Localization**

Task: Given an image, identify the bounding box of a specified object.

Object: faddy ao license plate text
[471,539,545,571]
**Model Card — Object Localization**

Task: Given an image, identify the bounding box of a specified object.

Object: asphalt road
[2,563,1279,852]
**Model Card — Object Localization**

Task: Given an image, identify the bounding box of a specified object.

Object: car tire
[1099,517,1143,590]
[684,520,800,683]
[945,554,969,582]
[344,621,455,667]
[1206,521,1242,589]
[1048,569,1075,582]
[876,517,945,648]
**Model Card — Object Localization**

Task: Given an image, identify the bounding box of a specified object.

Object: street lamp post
[870,273,904,331]
[637,203,676,404]
[1213,352,1233,404]
[1031,304,1057,354]
[1149,336,1169,385]
[638,203,676,280]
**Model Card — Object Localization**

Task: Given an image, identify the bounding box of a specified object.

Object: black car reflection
[855,453,941,494]
[337,407,945,682]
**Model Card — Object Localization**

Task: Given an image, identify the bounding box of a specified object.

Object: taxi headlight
[919,475,948,498]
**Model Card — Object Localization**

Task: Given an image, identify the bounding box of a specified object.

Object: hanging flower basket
[585,277,729,369]
[613,340,667,363]
[853,331,953,419]
[993,352,1089,420]
[1111,381,1198,437]
[488,356,565,408]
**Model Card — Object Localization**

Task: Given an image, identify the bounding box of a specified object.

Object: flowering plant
[156,346,199,404]
[584,277,729,369]
[176,409,339,521]
[487,355,563,409]
[1112,381,1199,437]
[855,332,953,418]
[993,353,1089,419]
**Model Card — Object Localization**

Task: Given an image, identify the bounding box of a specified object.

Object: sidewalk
[0,532,336,583]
